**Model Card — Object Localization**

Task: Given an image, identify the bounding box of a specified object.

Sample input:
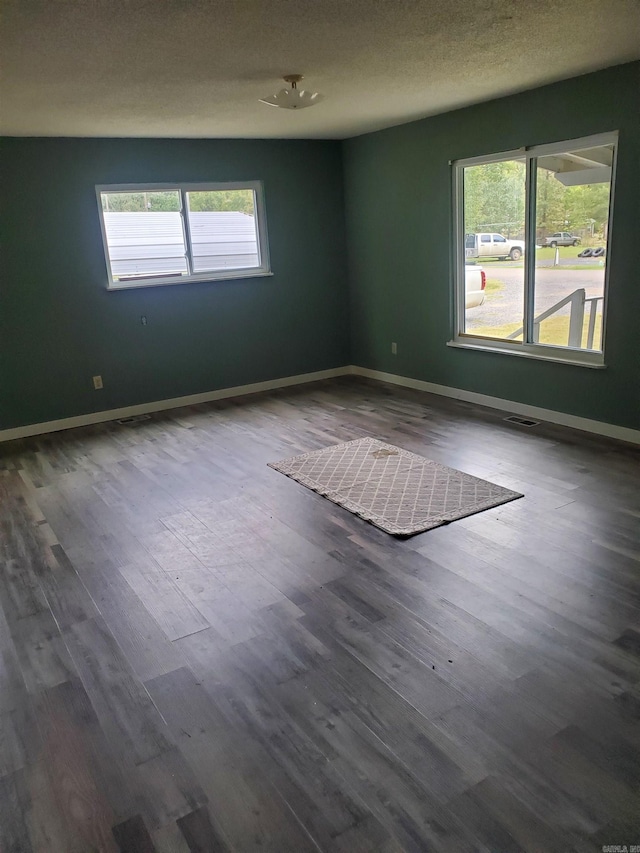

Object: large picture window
[452,133,617,366]
[96,181,270,289]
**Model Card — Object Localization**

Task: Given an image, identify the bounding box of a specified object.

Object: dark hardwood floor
[1,377,639,852]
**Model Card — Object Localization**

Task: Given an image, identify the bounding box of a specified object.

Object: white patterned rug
[269,437,523,537]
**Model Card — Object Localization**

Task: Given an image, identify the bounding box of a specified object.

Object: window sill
[447,337,606,369]
[107,269,273,291]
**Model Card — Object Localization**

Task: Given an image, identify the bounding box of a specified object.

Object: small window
[481,234,491,243]
[96,182,270,289]
[452,133,616,366]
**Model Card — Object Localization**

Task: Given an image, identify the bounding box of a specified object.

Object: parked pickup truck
[465,264,486,309]
[465,232,524,261]
[543,232,581,247]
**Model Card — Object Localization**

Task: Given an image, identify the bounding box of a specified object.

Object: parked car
[543,232,581,247]
[465,264,486,308]
[465,232,525,261]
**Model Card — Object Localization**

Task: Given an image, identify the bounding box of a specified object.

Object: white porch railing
[507,288,603,349]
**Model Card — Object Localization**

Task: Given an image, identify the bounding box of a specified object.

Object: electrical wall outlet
[93,375,103,390]
[391,342,397,355]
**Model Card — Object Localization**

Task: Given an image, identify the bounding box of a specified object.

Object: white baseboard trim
[0,366,351,443]
[2,363,637,447]
[350,365,640,446]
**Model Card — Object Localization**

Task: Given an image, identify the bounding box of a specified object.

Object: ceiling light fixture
[259,75,323,110]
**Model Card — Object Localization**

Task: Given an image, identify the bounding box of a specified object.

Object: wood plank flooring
[1,377,639,852]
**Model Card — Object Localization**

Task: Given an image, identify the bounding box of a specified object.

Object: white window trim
[96,181,271,290]
[449,132,618,368]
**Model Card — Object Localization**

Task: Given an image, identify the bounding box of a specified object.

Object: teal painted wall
[0,138,349,430]
[344,62,640,430]
[2,64,639,434]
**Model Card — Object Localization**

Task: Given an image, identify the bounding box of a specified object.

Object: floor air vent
[116,414,151,425]
[504,415,540,427]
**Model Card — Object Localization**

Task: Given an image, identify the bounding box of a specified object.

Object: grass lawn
[482,261,603,271]
[472,313,603,349]
[484,278,504,295]
[535,246,585,261]
[479,245,606,271]
[545,264,605,271]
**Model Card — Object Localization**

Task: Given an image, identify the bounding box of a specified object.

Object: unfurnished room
[1,1,639,851]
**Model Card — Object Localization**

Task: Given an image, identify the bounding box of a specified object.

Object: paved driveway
[467,267,606,330]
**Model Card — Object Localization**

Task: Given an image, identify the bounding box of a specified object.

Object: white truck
[465,232,524,261]
[543,231,580,247]
[465,264,486,308]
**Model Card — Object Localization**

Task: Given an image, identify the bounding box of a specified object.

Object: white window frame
[449,132,618,368]
[96,181,271,290]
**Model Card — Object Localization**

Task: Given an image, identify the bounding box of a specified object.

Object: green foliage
[188,190,254,214]
[464,160,526,237]
[563,183,610,233]
[535,171,610,236]
[464,158,611,240]
[101,189,255,214]
[101,191,180,212]
[536,169,567,233]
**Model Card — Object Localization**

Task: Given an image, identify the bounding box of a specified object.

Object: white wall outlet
[391,342,397,355]
[93,375,103,390]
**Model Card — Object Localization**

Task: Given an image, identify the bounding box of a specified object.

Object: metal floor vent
[116,414,151,425]
[504,415,540,427]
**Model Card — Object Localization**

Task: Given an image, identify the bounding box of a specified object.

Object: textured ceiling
[2,0,639,139]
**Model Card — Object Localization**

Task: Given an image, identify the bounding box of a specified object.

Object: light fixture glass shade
[259,87,323,110]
